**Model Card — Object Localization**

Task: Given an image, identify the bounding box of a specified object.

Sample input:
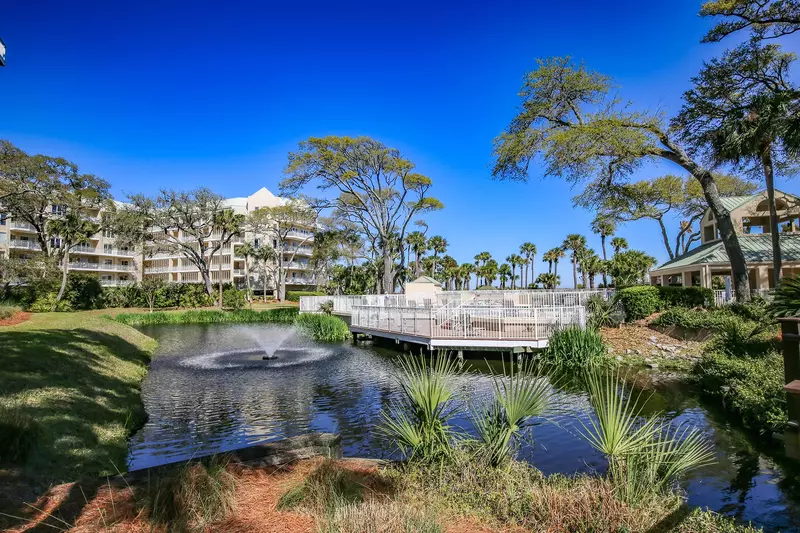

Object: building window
[104,244,113,253]
[103,228,115,238]
[121,260,129,266]
[51,204,67,215]
[104,259,112,265]
[0,214,6,225]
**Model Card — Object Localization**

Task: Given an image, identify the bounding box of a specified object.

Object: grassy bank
[114,307,352,342]
[0,313,157,483]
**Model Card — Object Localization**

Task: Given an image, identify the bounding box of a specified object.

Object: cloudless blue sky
[3,1,799,286]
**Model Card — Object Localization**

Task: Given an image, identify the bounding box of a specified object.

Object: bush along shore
[113,306,352,342]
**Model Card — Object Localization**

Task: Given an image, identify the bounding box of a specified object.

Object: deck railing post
[779,318,800,459]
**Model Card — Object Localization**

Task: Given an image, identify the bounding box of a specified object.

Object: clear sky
[2,1,799,286]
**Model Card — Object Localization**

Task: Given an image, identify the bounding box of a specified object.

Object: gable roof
[409,276,442,285]
[653,233,800,270]
[719,195,758,212]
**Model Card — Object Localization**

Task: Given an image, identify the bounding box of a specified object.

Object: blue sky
[2,1,799,286]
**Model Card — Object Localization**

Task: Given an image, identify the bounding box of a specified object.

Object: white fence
[350,305,586,341]
[299,289,612,315]
[714,288,774,306]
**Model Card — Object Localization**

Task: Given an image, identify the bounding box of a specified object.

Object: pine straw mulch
[0,311,31,327]
[1,458,516,533]
[600,320,704,364]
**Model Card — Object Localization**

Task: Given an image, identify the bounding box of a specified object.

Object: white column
[682,271,692,287]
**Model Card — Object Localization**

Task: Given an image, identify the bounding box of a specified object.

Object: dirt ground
[0,311,31,327]
[600,322,704,369]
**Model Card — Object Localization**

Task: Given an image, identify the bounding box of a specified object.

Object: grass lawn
[0,312,157,484]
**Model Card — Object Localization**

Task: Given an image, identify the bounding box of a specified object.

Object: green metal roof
[654,234,800,271]
[719,195,759,212]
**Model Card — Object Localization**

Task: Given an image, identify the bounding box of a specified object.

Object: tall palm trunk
[52,252,69,311]
[600,236,608,287]
[244,255,251,304]
[761,141,781,288]
[530,256,535,288]
[572,257,578,289]
[218,256,223,308]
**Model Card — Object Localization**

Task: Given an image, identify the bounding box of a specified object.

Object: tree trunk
[657,217,675,260]
[664,145,751,301]
[572,258,578,289]
[600,236,608,287]
[761,142,782,288]
[382,253,394,294]
[530,258,535,289]
[201,268,214,297]
[52,252,69,311]
[218,257,223,308]
[245,255,251,305]
[262,264,267,303]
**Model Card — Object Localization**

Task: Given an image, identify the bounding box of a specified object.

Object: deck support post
[779,318,800,459]
[351,332,359,344]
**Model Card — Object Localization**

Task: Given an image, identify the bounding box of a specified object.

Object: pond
[128,323,800,532]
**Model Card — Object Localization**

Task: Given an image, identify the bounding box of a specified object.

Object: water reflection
[129,323,800,531]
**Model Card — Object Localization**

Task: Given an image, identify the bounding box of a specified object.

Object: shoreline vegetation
[113,307,351,343]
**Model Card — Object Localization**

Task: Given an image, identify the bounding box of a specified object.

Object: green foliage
[541,326,608,368]
[673,508,763,533]
[471,359,552,467]
[606,251,658,288]
[657,286,713,308]
[138,455,237,532]
[617,286,663,321]
[581,371,715,505]
[694,350,787,433]
[319,300,335,315]
[65,272,104,310]
[286,290,326,302]
[586,294,625,328]
[102,284,143,308]
[0,406,41,465]
[380,354,461,462]
[652,307,739,331]
[115,307,299,326]
[0,305,20,320]
[769,274,800,317]
[729,296,771,323]
[29,292,74,312]
[294,313,351,342]
[222,288,246,310]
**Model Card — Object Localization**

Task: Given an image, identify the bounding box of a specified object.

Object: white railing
[69,262,134,272]
[715,288,774,306]
[72,245,98,253]
[10,221,36,231]
[283,245,313,255]
[350,305,586,340]
[9,240,41,250]
[145,266,170,274]
[299,290,612,315]
[100,280,135,287]
[233,268,246,276]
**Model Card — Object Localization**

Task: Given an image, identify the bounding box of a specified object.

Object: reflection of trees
[724,451,760,519]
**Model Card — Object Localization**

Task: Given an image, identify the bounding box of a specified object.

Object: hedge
[656,286,712,308]
[285,291,326,302]
[617,286,662,321]
[651,307,740,331]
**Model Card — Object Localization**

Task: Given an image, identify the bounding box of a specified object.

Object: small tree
[235,242,257,304]
[141,277,165,313]
[47,213,100,311]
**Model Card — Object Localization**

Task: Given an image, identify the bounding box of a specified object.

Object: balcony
[9,221,37,232]
[233,268,247,276]
[100,280,135,287]
[283,245,313,256]
[285,230,314,241]
[69,262,135,272]
[9,240,41,251]
[72,245,98,254]
[144,266,171,274]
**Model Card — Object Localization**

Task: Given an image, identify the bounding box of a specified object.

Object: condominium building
[0,186,316,292]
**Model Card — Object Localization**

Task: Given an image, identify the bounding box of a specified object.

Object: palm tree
[460,263,476,290]
[546,247,566,281]
[474,251,491,286]
[536,272,559,290]
[47,213,100,311]
[406,231,427,277]
[235,242,257,303]
[506,254,523,289]
[253,245,277,302]
[427,236,447,274]
[520,242,537,288]
[498,263,512,289]
[591,215,615,287]
[562,234,587,289]
[581,251,602,290]
[482,259,499,288]
[610,237,629,256]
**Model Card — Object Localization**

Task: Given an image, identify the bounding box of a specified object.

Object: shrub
[102,284,143,308]
[319,300,335,315]
[222,288,246,310]
[278,459,365,514]
[0,305,20,320]
[294,313,350,342]
[138,455,237,531]
[651,307,739,331]
[540,326,608,368]
[66,272,104,310]
[586,294,624,329]
[115,307,299,326]
[286,290,326,302]
[0,407,41,465]
[617,286,662,321]
[178,283,216,308]
[694,350,787,433]
[769,274,800,317]
[28,292,74,312]
[656,286,713,308]
[729,296,772,323]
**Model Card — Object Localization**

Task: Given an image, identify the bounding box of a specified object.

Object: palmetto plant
[580,370,715,504]
[471,359,552,467]
[380,354,462,462]
[769,274,800,317]
[610,237,628,256]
